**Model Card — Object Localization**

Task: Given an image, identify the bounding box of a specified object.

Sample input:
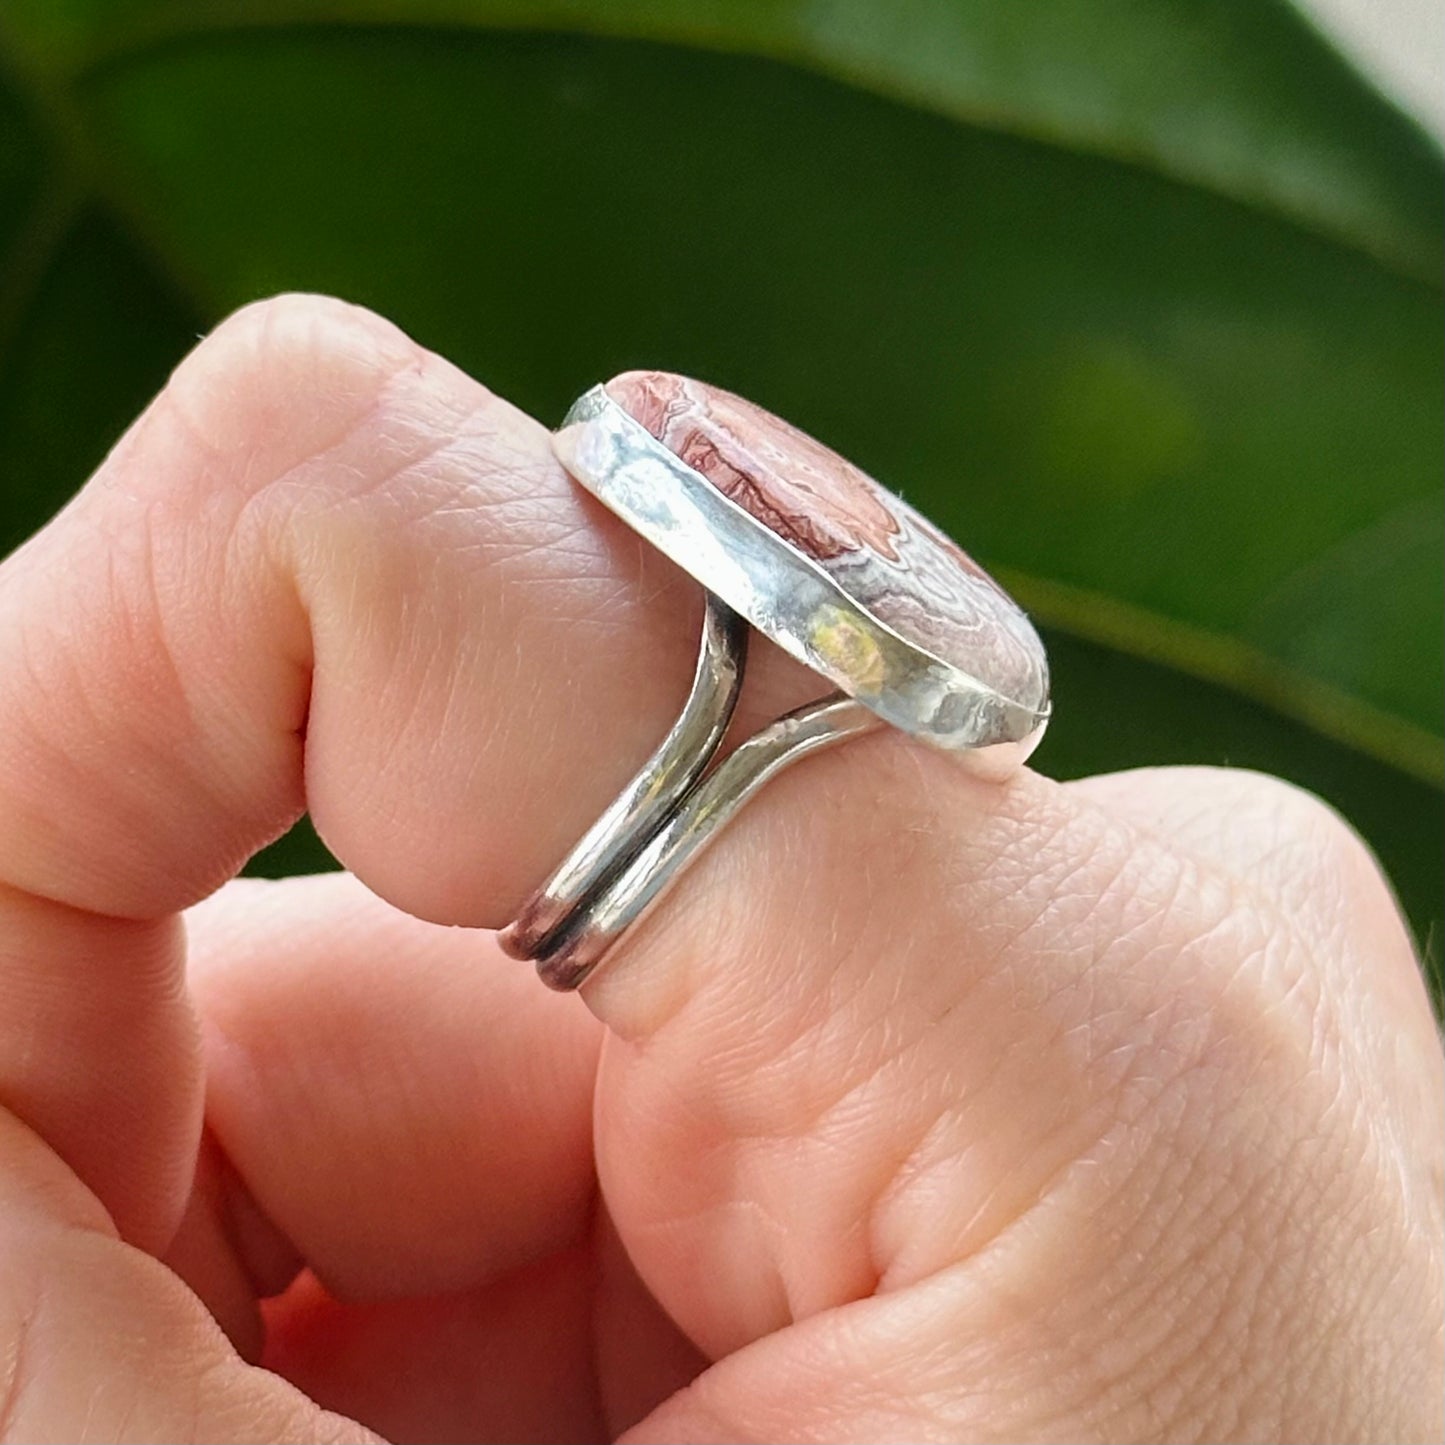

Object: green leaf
[3,0,1440,275]
[0,4,1439,988]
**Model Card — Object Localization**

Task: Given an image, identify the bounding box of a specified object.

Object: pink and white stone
[605,371,1048,714]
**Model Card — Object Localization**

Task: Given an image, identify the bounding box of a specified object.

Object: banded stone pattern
[605,371,1048,714]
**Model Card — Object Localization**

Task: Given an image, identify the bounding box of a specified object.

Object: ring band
[499,372,1050,990]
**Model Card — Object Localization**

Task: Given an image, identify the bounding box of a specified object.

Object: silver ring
[499,372,1051,990]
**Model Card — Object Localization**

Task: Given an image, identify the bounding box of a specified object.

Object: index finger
[0,292,813,1249]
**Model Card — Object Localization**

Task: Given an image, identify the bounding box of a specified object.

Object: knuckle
[159,292,423,486]
[1225,769,1399,919]
[205,291,414,378]
[1228,767,1364,853]
[1136,766,1404,941]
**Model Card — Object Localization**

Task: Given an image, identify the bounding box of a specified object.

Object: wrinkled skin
[0,296,1439,1444]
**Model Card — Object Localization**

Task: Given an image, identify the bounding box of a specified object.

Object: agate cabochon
[602,371,1049,724]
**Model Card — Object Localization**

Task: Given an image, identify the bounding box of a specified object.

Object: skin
[0,293,1439,1444]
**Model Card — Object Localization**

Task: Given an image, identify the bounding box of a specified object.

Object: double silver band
[499,593,880,990]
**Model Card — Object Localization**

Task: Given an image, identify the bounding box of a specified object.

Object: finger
[1064,765,1417,951]
[0,294,816,1444]
[1065,767,1442,1152]
[583,748,1442,1441]
[258,1214,703,1445]
[178,873,600,1312]
[1064,763,1431,1002]
[0,1110,378,1444]
[259,1252,602,1445]
[160,1128,300,1362]
[175,876,708,1443]
[0,885,197,1250]
[0,292,813,1247]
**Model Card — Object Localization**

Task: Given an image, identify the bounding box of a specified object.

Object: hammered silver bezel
[553,385,1049,767]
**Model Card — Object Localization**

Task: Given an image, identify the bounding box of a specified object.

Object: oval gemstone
[605,371,1048,714]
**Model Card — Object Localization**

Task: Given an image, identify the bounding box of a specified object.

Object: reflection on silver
[500,387,1050,991]
[499,593,747,966]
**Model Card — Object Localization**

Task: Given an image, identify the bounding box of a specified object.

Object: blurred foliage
[0,2,1440,998]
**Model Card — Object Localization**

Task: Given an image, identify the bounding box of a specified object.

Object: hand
[0,295,1438,1444]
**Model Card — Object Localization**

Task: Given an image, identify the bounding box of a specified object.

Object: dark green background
[0,2,1440,996]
